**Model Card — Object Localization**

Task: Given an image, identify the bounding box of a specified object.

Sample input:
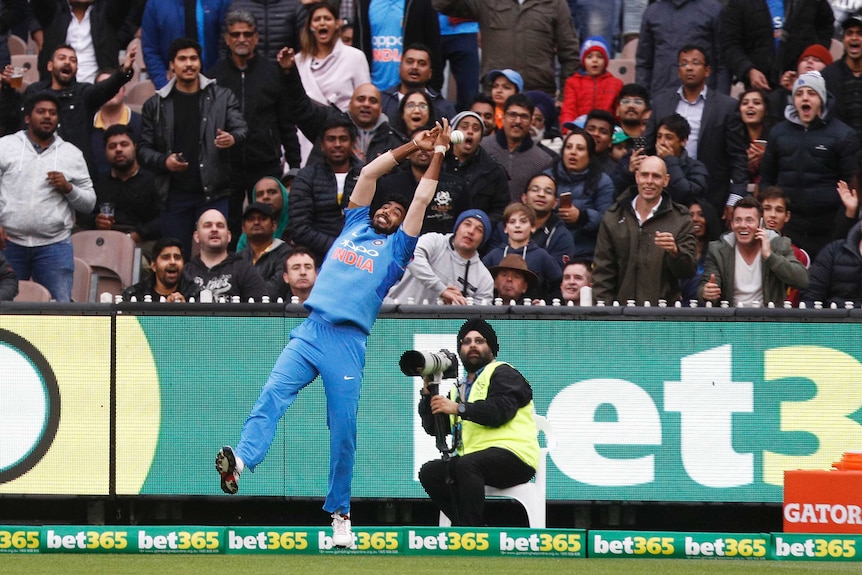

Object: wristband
[412,138,420,149]
[434,145,447,154]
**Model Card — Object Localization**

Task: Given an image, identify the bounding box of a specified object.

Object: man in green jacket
[592,155,697,305]
[699,196,809,306]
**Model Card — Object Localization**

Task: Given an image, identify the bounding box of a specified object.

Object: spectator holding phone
[698,196,808,306]
[738,88,773,187]
[543,127,614,261]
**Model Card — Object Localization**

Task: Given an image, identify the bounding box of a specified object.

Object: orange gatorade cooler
[784,453,862,534]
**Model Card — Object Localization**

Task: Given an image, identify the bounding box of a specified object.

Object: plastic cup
[9,66,24,89]
[99,202,115,217]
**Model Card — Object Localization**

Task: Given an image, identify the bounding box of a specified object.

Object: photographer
[417,318,540,526]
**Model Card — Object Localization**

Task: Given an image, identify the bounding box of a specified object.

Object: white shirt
[66,4,98,84]
[675,85,707,160]
[733,246,763,306]
[632,195,662,226]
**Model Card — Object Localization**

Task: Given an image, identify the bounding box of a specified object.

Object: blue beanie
[454,209,491,248]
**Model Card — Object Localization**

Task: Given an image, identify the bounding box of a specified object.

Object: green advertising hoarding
[2,314,862,503]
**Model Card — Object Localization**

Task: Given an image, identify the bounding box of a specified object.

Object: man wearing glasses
[380,44,456,122]
[644,45,748,224]
[616,83,651,140]
[207,9,300,246]
[480,93,555,203]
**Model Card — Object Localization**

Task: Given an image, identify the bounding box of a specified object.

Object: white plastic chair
[439,413,557,528]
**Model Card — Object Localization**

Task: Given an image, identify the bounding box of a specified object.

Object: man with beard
[184,209,267,301]
[616,83,650,140]
[78,124,160,246]
[288,116,364,263]
[21,43,137,170]
[216,120,451,548]
[0,92,94,301]
[380,44,456,123]
[122,237,199,302]
[238,202,291,299]
[418,318,540,526]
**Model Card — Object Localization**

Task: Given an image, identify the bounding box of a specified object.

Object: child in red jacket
[560,36,623,129]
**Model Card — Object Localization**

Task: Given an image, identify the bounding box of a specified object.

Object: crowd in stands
[1,0,862,309]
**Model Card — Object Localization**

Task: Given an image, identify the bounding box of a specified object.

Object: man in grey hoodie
[0,92,95,301]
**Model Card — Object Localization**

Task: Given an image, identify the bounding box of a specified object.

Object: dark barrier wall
[2,304,862,503]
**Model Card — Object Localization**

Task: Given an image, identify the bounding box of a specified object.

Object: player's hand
[215,128,235,149]
[441,286,467,305]
[837,180,859,218]
[95,213,114,230]
[429,394,459,415]
[46,171,72,193]
[755,226,772,258]
[654,231,678,256]
[413,121,445,151]
[702,273,720,301]
[276,47,296,72]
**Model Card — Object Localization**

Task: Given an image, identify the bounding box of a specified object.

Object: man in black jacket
[721,0,834,90]
[206,9,300,246]
[138,38,248,258]
[185,209,267,301]
[123,237,200,302]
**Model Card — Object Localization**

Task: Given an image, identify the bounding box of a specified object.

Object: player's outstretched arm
[402,119,451,237]
[348,125,442,208]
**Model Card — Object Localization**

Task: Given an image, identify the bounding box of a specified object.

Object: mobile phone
[632,136,646,151]
[760,217,765,229]
[559,192,572,209]
[754,139,767,146]
[175,152,186,163]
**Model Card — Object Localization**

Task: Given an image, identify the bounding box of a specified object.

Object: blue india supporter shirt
[369,0,404,90]
[305,206,417,333]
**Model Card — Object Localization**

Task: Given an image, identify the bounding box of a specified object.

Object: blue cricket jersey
[304,206,418,333]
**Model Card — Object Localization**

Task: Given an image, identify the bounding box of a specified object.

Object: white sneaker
[331,513,354,548]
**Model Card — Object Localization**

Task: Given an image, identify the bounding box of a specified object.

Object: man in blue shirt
[216,112,452,548]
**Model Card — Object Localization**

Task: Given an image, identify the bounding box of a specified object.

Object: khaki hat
[489,254,538,289]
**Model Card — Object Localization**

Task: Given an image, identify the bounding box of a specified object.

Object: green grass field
[3,555,860,575]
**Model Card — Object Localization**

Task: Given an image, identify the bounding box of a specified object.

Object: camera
[399,349,458,381]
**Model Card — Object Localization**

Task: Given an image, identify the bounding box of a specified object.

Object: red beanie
[797,44,833,67]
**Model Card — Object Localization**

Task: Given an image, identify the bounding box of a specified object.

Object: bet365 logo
[0,329,60,483]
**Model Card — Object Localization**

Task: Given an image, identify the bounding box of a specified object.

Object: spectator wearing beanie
[560,36,623,128]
